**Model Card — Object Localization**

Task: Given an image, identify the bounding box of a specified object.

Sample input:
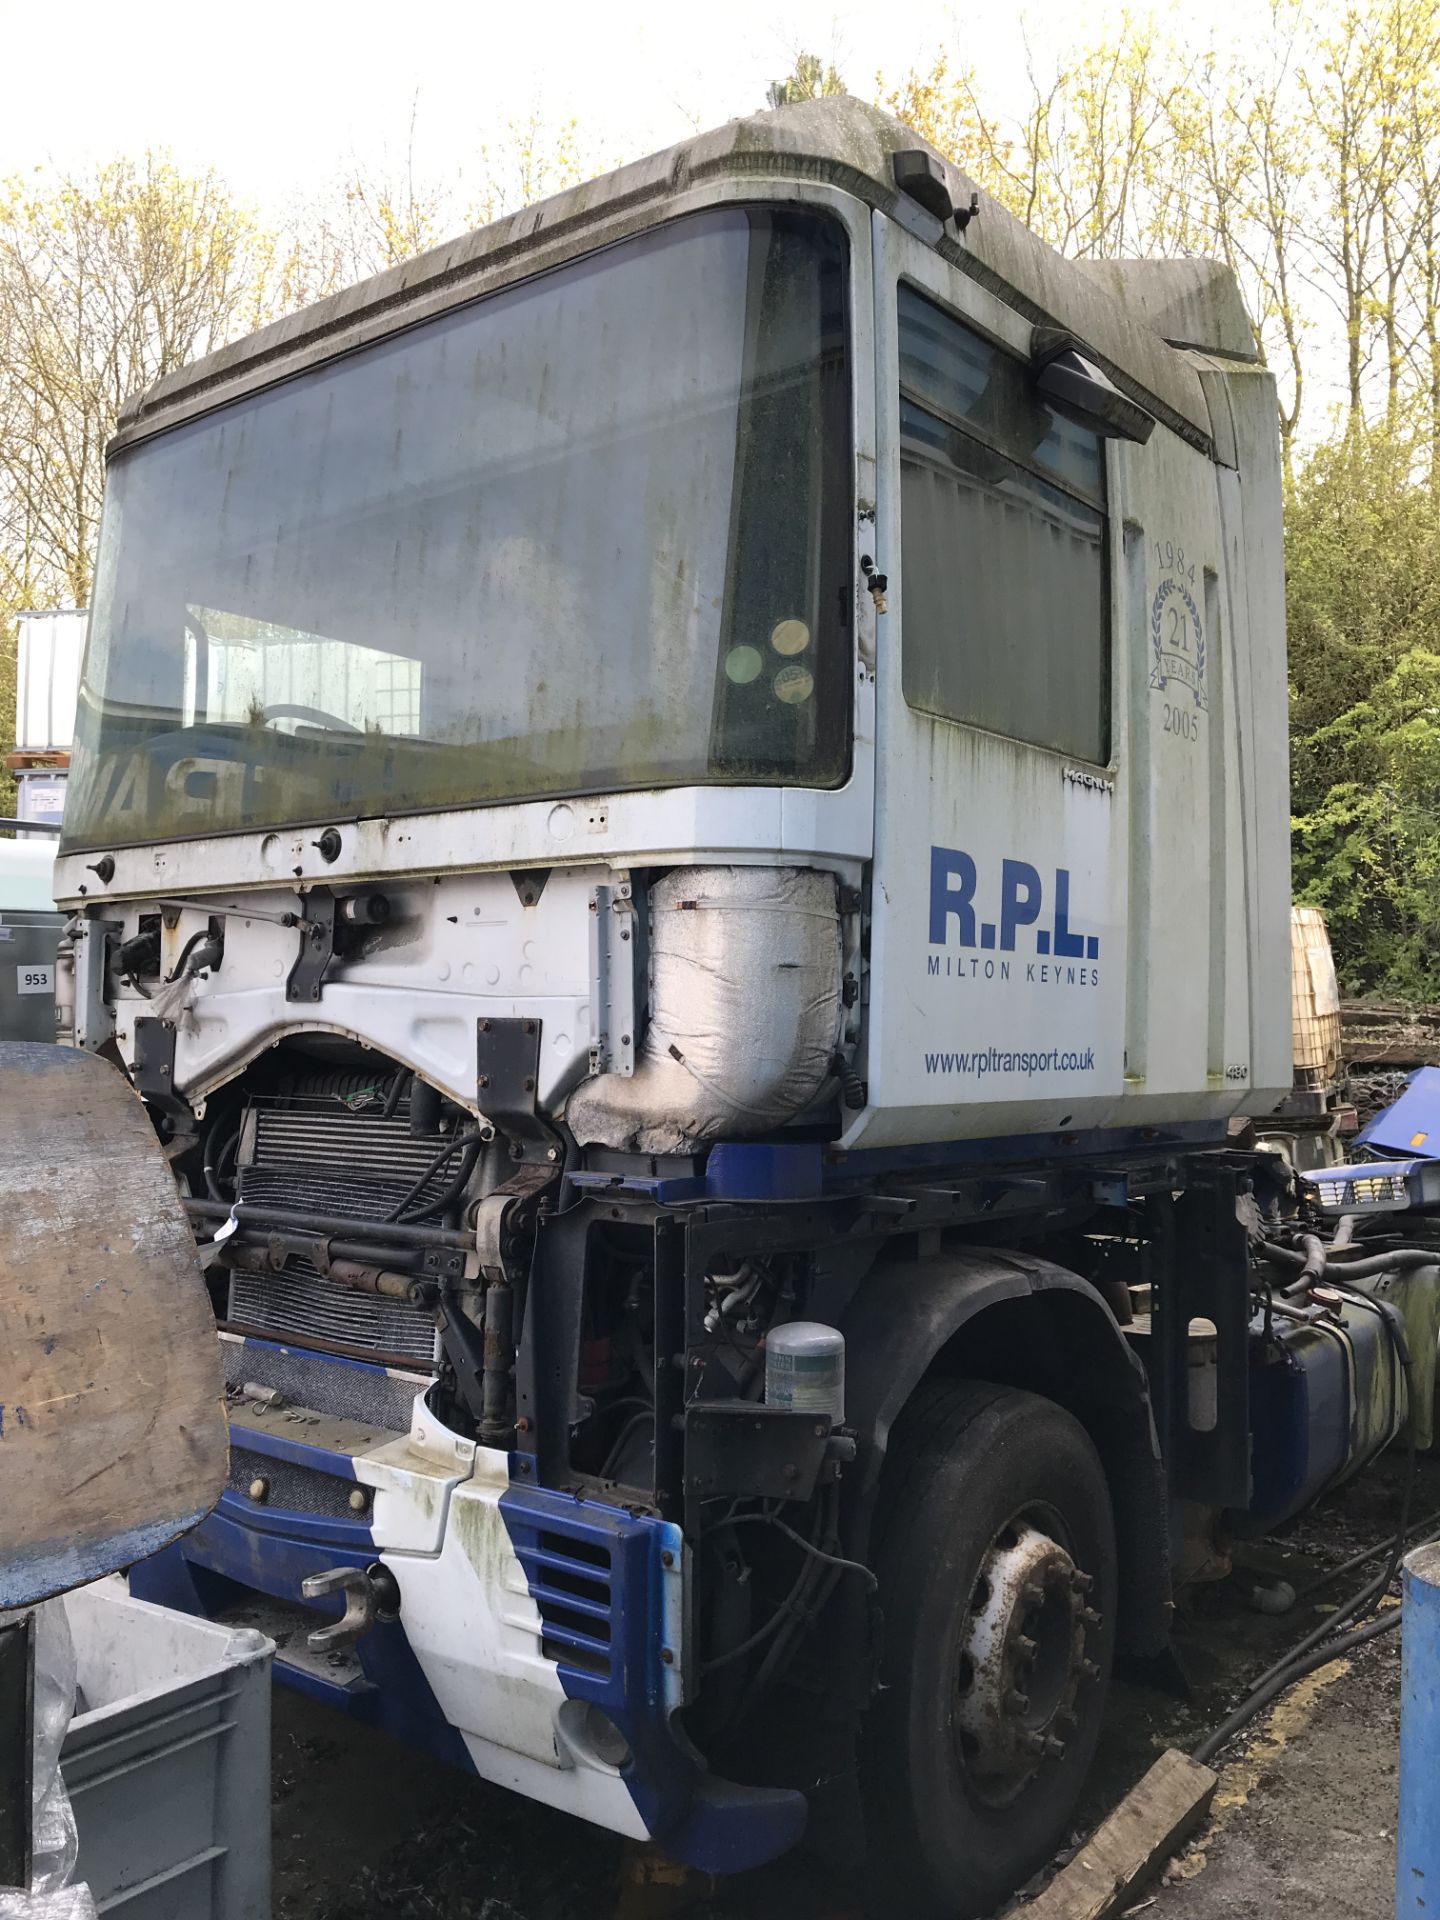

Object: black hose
[165,929,208,983]
[599,1412,652,1479]
[382,1069,412,1121]
[1298,1234,1328,1285]
[383,1130,479,1223]
[1190,1320,1416,1765]
[1191,1611,1400,1767]
[1293,1515,1440,1606]
[830,1053,867,1111]
[725,1485,868,1726]
[703,1556,814,1673]
[400,1138,482,1224]
[1260,1237,1440,1292]
[203,1124,241,1201]
[1313,1249,1437,1281]
[737,1558,842,1724]
[717,1510,879,1593]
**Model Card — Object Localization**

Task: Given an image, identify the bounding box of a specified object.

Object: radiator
[225,1084,448,1367]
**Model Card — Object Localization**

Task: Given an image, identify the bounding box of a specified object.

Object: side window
[898,283,1110,762]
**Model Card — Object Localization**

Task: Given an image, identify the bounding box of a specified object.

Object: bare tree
[0,155,275,607]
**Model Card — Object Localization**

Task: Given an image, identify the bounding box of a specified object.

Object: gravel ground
[272,1447,1434,1920]
[1157,1644,1399,1919]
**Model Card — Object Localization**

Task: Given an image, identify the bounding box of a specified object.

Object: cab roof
[112,97,1245,459]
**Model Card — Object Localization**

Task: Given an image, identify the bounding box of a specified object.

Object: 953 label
[16,964,54,996]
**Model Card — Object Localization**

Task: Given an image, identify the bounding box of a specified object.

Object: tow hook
[301,1561,401,1652]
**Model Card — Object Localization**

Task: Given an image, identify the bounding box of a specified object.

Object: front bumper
[134,1338,804,1873]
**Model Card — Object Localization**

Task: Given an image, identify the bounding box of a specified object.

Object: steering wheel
[260,703,362,734]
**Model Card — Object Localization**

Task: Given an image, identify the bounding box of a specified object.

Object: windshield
[63,207,851,852]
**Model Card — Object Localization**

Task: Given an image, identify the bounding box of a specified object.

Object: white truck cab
[52,100,1306,1916]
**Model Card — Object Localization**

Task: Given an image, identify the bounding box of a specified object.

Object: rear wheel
[863,1380,1117,1917]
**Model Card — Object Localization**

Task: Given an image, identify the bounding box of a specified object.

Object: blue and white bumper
[134,1334,804,1872]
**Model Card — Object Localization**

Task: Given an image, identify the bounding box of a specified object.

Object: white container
[15,610,87,754]
[60,1582,273,1919]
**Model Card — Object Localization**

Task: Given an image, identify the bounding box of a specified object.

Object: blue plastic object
[1357,1066,1440,1158]
[1238,1294,1404,1534]
[1397,1541,1440,1913]
[1241,1319,1350,1532]
[1305,1157,1440,1217]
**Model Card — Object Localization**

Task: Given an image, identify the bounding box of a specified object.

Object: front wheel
[863,1380,1117,1917]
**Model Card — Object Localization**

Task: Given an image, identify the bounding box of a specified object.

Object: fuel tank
[1238,1291,1407,1534]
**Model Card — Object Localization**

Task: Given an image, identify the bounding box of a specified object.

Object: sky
[0,0,1250,213]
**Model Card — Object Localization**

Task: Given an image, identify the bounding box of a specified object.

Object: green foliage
[1288,417,1440,994]
[766,54,847,111]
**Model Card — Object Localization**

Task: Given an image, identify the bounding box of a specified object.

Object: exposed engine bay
[57,850,1440,1879]
[60,861,860,1468]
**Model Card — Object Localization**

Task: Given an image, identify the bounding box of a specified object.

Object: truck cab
[55,98,1298,1915]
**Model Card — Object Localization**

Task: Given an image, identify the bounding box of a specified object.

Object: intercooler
[224,1077,458,1368]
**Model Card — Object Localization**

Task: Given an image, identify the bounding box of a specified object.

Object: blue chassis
[136,1120,1226,1868]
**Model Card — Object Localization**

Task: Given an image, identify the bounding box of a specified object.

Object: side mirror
[1031,329,1156,445]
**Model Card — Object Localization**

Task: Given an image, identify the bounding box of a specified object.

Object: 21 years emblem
[1149,540,1206,712]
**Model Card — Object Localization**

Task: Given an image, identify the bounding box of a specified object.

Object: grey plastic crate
[61,1581,273,1918]
[0,912,64,1042]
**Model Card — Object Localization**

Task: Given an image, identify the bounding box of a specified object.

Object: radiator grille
[241,1101,467,1221]
[225,1091,448,1366]
[227,1260,438,1368]
[514,1531,615,1679]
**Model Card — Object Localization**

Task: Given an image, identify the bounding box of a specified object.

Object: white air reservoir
[765,1322,845,1422]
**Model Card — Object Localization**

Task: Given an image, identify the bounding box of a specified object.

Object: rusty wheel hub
[953,1519,1102,1802]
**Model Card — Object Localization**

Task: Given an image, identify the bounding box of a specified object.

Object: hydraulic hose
[1191,1317,1416,1766]
[1294,1516,1440,1606]
[1191,1611,1400,1767]
[1259,1236,1440,1296]
[1297,1234,1328,1287]
[382,1068,413,1120]
[383,1129,480,1223]
[202,1124,240,1201]
[399,1137,482,1224]
[1319,1249,1438,1278]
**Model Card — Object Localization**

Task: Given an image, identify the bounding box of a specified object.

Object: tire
[863,1379,1117,1918]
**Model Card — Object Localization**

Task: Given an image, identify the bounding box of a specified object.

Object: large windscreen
[63,208,851,852]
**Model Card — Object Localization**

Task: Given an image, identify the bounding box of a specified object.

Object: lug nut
[1081,1658,1101,1681]
[1023,1581,1045,1608]
[1043,1734,1067,1760]
[1022,1730,1045,1754]
[1080,1606,1102,1629]
[1072,1570,1094,1593]
[1005,1688,1030,1714]
[1015,1634,1037,1662]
